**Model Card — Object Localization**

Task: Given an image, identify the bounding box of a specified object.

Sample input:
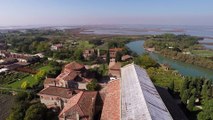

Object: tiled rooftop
[59,91,97,120]
[38,86,76,99]
[101,80,121,120]
[64,61,85,72]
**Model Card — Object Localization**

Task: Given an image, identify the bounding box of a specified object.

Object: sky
[0,0,213,26]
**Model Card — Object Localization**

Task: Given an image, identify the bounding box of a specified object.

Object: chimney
[97,49,100,57]
[89,97,96,120]
[63,113,66,120]
[76,113,79,120]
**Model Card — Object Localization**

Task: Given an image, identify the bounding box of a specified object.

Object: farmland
[0,94,15,120]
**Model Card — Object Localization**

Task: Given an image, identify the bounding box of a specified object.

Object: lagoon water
[83,25,213,50]
[82,25,213,37]
[126,40,213,80]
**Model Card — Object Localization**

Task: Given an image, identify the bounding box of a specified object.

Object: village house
[121,55,133,61]
[83,49,96,60]
[109,48,123,59]
[58,91,98,120]
[0,58,18,65]
[44,61,92,90]
[37,86,80,109]
[108,62,121,80]
[100,48,123,62]
[51,44,63,51]
[43,78,58,88]
[0,50,9,57]
[0,51,40,63]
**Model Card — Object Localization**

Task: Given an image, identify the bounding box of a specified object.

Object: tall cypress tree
[106,49,110,65]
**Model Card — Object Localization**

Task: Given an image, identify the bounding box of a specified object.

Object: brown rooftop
[44,78,56,85]
[109,48,123,52]
[56,71,78,81]
[59,91,97,120]
[109,62,121,70]
[101,80,120,120]
[38,86,77,99]
[64,61,85,71]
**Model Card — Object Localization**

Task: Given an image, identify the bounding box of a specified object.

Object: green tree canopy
[135,54,159,69]
[74,49,83,60]
[198,99,213,120]
[21,81,30,89]
[187,96,195,111]
[86,79,101,91]
[24,103,47,120]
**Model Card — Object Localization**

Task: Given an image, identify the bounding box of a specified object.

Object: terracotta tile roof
[64,61,85,72]
[59,91,97,120]
[101,80,120,120]
[44,78,56,85]
[53,44,63,48]
[38,86,77,99]
[109,48,123,52]
[109,62,121,70]
[109,70,121,78]
[56,71,78,81]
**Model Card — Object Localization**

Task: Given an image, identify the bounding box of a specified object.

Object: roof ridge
[59,91,84,117]
[77,91,97,116]
[132,64,153,119]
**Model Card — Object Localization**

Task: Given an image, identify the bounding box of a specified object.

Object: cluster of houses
[38,62,176,120]
[83,47,132,62]
[0,50,41,73]
[51,44,63,51]
[38,61,103,120]
[36,47,176,120]
[0,50,41,63]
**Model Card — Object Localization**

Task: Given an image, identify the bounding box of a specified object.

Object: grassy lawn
[7,65,53,89]
[78,41,94,49]
[97,42,108,50]
[192,50,213,57]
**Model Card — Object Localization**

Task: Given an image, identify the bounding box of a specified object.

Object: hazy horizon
[0,0,213,26]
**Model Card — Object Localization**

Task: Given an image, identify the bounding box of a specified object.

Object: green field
[192,50,213,57]
[7,65,53,89]
[78,41,94,49]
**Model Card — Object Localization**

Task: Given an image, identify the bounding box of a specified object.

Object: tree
[198,99,213,120]
[201,81,209,100]
[106,49,110,65]
[21,81,30,89]
[7,105,26,120]
[115,51,122,62]
[74,49,83,60]
[7,92,30,120]
[180,77,190,98]
[187,96,195,111]
[168,79,175,94]
[35,70,46,81]
[47,66,61,78]
[24,103,47,120]
[135,54,159,69]
[86,79,101,91]
[181,90,190,104]
[15,92,29,103]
